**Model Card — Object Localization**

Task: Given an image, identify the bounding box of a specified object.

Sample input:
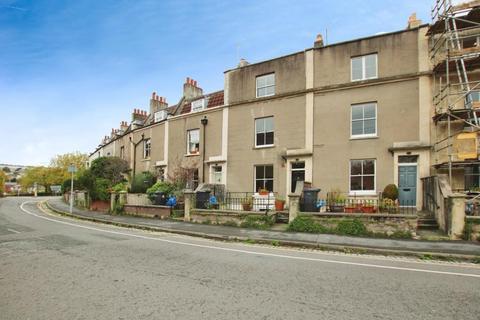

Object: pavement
[45,197,480,259]
[2,196,480,319]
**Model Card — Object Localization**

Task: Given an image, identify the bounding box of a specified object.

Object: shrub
[147,181,176,197]
[111,182,128,193]
[335,219,368,236]
[91,178,111,201]
[287,216,328,233]
[383,184,399,201]
[240,215,275,230]
[130,172,156,194]
[90,157,130,185]
[463,222,474,241]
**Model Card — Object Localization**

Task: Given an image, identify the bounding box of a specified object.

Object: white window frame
[191,98,206,113]
[350,102,377,139]
[210,164,223,184]
[255,116,274,148]
[154,110,167,122]
[351,53,378,81]
[143,138,151,159]
[256,73,275,98]
[187,129,200,155]
[254,164,274,192]
[349,159,376,195]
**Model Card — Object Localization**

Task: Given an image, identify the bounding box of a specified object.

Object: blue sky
[0,0,431,165]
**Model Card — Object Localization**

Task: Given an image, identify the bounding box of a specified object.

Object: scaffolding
[430,0,480,186]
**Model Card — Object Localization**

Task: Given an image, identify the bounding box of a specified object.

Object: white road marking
[18,200,480,279]
[7,228,20,234]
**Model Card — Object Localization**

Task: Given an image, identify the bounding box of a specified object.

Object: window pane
[256,133,265,146]
[264,117,274,132]
[255,180,264,192]
[265,132,274,145]
[265,85,275,96]
[265,74,275,86]
[256,166,265,179]
[364,119,376,134]
[363,160,375,174]
[351,121,363,136]
[256,76,266,88]
[364,104,376,118]
[365,54,377,78]
[363,176,375,190]
[351,160,362,175]
[190,130,199,143]
[257,87,266,97]
[351,57,362,80]
[351,105,363,120]
[255,118,264,133]
[350,176,362,190]
[265,180,273,192]
[292,162,305,169]
[265,165,273,179]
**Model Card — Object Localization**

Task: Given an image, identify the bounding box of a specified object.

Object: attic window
[191,98,206,112]
[154,110,167,123]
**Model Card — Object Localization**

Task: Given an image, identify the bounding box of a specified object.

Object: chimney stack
[120,120,128,133]
[238,58,249,68]
[183,77,203,100]
[150,91,168,116]
[407,13,422,29]
[131,108,148,123]
[314,34,324,48]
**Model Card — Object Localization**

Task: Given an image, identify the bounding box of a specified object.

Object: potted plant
[344,202,357,213]
[258,188,269,196]
[361,200,375,213]
[242,197,252,211]
[275,197,285,211]
[328,189,346,212]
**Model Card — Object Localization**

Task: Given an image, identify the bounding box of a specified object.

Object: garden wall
[123,204,171,219]
[191,209,271,226]
[90,200,110,212]
[303,212,418,236]
[126,193,151,206]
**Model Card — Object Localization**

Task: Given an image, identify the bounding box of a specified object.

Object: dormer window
[191,98,206,112]
[256,73,275,98]
[154,110,167,123]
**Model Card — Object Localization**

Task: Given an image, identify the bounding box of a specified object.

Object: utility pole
[68,164,77,214]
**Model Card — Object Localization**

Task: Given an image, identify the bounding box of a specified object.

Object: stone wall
[123,204,171,219]
[304,213,418,236]
[126,193,151,206]
[191,209,270,226]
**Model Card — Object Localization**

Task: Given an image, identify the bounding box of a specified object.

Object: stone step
[417,222,439,230]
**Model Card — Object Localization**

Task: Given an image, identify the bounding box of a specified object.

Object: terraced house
[90,13,436,210]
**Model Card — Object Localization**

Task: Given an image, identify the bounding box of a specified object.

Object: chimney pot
[152,92,156,99]
[193,80,197,87]
[314,34,324,48]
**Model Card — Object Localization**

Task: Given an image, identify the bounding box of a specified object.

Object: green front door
[398,165,417,207]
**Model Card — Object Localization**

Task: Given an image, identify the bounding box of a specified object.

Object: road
[1,197,479,320]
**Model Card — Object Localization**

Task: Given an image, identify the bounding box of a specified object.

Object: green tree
[20,166,65,193]
[50,152,89,181]
[90,157,130,185]
[2,167,10,173]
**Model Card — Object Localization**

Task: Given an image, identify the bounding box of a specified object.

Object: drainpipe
[201,116,208,183]
[129,133,145,179]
